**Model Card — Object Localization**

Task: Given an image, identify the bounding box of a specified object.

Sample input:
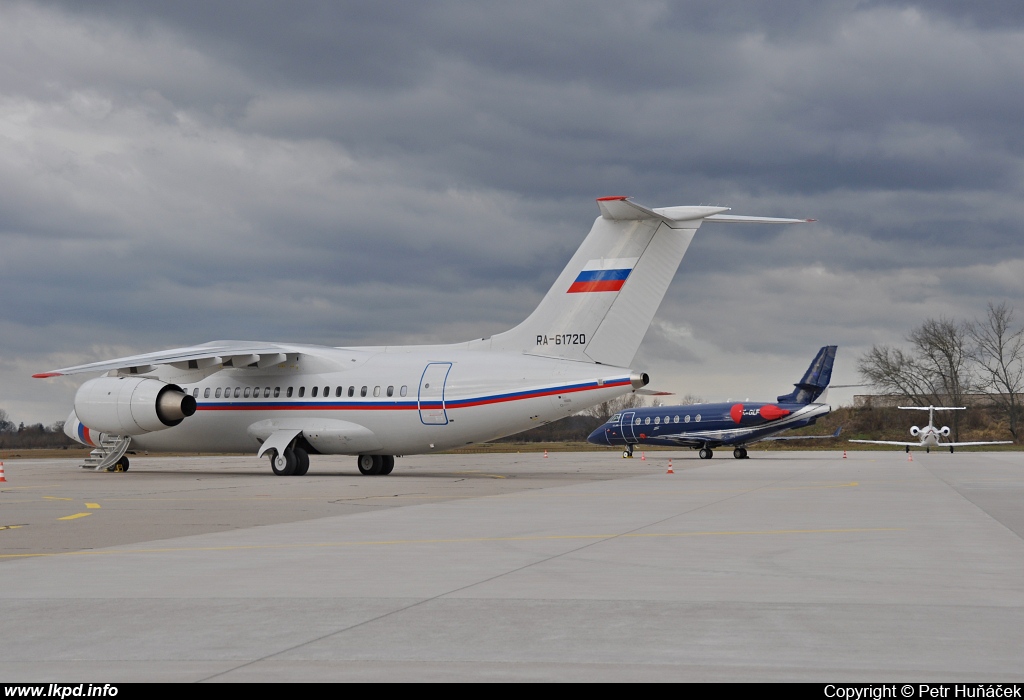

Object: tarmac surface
[1,449,1022,682]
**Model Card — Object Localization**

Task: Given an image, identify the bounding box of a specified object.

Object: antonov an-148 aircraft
[36,197,810,476]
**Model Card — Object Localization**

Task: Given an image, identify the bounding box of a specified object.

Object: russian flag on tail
[567,258,639,293]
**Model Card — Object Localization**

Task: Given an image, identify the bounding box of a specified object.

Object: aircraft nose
[587,426,610,445]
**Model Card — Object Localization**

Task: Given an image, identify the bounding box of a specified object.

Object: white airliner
[849,405,1012,453]
[36,197,810,476]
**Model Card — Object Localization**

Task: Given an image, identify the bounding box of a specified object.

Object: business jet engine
[74,376,197,435]
[909,426,920,437]
[940,426,951,437]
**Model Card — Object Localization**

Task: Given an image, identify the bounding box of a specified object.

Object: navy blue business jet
[588,346,838,459]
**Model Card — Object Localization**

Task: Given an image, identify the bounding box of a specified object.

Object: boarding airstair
[81,434,132,471]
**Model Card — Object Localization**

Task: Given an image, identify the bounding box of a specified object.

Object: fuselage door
[620,411,638,443]
[418,362,452,425]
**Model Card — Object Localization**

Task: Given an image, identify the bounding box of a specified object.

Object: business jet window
[244,387,251,398]
[665,416,670,424]
[286,387,293,398]
[360,386,367,397]
[634,418,641,425]
[654,417,660,424]
[387,386,394,397]
[233,387,241,398]
[400,385,408,397]
[673,415,679,423]
[311,386,318,397]
[684,415,690,423]
[348,386,355,397]
[335,386,342,397]
[695,414,701,422]
[373,386,381,397]
[298,387,305,397]
[204,388,211,399]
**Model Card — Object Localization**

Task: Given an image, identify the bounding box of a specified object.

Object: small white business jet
[849,405,1012,453]
[36,197,810,475]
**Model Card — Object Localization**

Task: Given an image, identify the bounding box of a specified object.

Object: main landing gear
[268,445,310,476]
[732,447,748,459]
[357,455,395,476]
[698,447,714,460]
[108,456,130,472]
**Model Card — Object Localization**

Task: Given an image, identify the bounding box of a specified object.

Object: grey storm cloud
[2,0,1024,422]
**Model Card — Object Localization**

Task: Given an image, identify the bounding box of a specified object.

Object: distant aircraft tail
[777,345,837,404]
[488,197,811,368]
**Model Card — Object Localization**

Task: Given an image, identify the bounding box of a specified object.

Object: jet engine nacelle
[940,426,951,437]
[909,426,921,437]
[74,376,197,435]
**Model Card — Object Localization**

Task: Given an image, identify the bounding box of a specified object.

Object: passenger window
[644,417,650,425]
[400,385,408,397]
[695,414,701,422]
[348,386,354,397]
[673,415,679,423]
[215,388,222,398]
[311,386,318,397]
[635,418,641,425]
[299,387,305,397]
[244,387,251,398]
[234,387,241,398]
[323,386,329,396]
[335,386,342,397]
[192,388,198,398]
[654,417,660,424]
[373,386,380,397]
[360,386,367,397]
[685,415,690,423]
[387,386,394,397]
[204,388,211,399]
[286,387,293,398]
[264,387,271,398]
[665,416,669,424]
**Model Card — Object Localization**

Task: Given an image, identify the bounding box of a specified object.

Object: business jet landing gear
[699,448,713,460]
[623,444,634,459]
[733,447,748,459]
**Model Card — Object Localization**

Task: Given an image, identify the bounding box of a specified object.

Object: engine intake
[910,426,920,437]
[75,377,196,436]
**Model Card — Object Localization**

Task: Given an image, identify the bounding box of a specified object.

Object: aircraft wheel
[292,447,310,476]
[926,447,930,454]
[950,446,955,454]
[270,448,297,476]
[379,455,395,475]
[622,450,631,459]
[905,446,910,453]
[733,447,747,459]
[357,454,383,475]
[699,448,712,460]
[109,456,130,472]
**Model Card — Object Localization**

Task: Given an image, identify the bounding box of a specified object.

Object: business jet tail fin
[777,345,837,404]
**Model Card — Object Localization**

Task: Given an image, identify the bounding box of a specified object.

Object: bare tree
[0,408,13,433]
[969,302,1024,441]
[581,392,647,420]
[858,317,974,439]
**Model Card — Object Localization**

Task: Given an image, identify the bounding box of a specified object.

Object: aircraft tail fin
[777,345,837,404]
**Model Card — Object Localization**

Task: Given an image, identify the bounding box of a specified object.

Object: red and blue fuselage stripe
[194,377,632,412]
[567,268,631,293]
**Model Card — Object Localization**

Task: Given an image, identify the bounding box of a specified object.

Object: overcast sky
[2,0,1023,424]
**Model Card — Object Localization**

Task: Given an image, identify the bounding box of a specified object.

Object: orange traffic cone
[843,450,847,459]
[543,449,548,459]
[907,451,913,462]
[641,452,646,461]
[0,461,6,483]
[666,459,674,474]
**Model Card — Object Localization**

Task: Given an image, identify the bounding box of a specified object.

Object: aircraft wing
[848,440,920,447]
[33,341,303,378]
[944,441,1014,447]
[764,426,842,441]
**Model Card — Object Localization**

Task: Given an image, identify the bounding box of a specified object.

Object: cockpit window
[610,414,620,423]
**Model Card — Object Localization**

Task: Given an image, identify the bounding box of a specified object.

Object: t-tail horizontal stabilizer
[777,345,837,405]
